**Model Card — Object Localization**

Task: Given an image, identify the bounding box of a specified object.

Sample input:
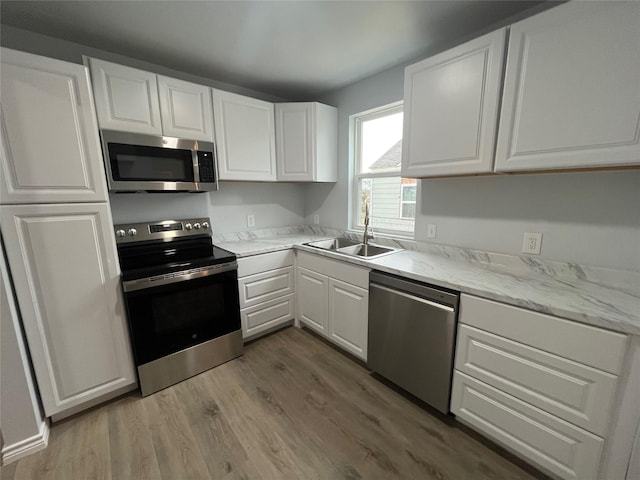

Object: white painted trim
[2,419,49,465]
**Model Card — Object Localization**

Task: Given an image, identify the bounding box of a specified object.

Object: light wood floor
[2,327,547,480]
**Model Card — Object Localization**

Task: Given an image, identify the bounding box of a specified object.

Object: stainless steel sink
[305,238,401,259]
[305,238,360,250]
[335,244,398,258]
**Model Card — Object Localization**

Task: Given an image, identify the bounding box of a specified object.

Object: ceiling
[0,1,549,100]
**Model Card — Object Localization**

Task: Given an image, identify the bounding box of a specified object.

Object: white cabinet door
[212,89,276,181]
[328,278,368,361]
[0,48,108,204]
[276,103,314,181]
[1,203,136,417]
[89,58,162,135]
[402,28,506,177]
[157,75,213,141]
[495,2,640,172]
[275,102,338,182]
[296,266,328,335]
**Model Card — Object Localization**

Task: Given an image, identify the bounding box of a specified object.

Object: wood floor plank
[171,372,249,478]
[105,394,161,480]
[141,387,210,480]
[5,326,548,480]
[204,361,316,479]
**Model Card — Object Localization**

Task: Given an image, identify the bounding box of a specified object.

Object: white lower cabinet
[237,250,295,341]
[0,203,137,418]
[452,372,604,480]
[328,279,368,360]
[296,252,369,361]
[451,294,627,480]
[297,266,329,335]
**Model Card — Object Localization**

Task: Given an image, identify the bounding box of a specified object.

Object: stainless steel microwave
[101,130,218,192]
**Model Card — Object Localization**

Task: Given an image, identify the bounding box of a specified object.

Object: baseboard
[1,419,49,465]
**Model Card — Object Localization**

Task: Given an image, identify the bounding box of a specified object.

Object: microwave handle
[192,149,201,183]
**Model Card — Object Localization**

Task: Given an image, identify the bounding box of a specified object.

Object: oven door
[122,267,240,367]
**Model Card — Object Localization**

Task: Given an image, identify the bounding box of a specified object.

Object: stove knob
[127,228,137,237]
[194,222,201,230]
[202,222,210,229]
[185,223,193,230]
[116,229,126,238]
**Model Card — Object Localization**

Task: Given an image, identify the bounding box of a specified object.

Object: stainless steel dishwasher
[368,271,459,414]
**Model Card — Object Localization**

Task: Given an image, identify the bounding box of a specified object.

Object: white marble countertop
[214,228,640,335]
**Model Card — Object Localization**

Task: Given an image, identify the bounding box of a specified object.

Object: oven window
[124,270,240,365]
[109,143,194,181]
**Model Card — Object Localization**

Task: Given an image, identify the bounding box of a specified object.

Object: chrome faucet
[362,202,374,245]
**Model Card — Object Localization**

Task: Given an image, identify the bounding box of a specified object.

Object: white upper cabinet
[213,89,277,181]
[89,58,162,135]
[0,48,108,204]
[157,75,213,141]
[402,28,506,178]
[275,102,337,182]
[495,1,640,172]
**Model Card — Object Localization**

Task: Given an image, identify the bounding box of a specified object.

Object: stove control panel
[114,217,211,244]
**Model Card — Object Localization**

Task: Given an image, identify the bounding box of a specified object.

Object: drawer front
[456,325,618,436]
[237,250,294,278]
[452,372,604,480]
[297,251,369,289]
[460,295,627,375]
[238,266,293,308]
[241,294,295,339]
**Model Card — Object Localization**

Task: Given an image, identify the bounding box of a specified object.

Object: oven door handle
[122,262,237,292]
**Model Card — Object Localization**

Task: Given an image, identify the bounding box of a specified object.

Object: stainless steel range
[115,217,242,396]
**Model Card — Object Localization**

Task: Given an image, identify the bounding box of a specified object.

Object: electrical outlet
[426,223,437,239]
[313,214,320,225]
[522,232,542,255]
[247,214,255,227]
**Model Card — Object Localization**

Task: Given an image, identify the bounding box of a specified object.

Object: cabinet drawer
[456,324,617,436]
[238,266,293,308]
[241,294,294,340]
[459,295,627,375]
[237,250,293,278]
[452,371,604,480]
[297,251,369,289]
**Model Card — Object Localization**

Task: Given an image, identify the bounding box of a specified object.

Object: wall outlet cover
[247,214,255,227]
[522,232,542,255]
[313,214,320,225]
[427,223,437,239]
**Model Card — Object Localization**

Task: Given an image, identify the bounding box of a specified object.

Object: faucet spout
[362,202,374,245]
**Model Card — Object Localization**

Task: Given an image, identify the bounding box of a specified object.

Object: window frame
[351,101,415,236]
[399,183,417,220]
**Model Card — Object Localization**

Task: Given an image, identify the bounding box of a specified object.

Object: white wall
[109,182,306,233]
[316,56,640,272]
[1,247,47,463]
[416,172,640,272]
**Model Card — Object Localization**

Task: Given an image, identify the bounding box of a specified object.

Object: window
[352,102,416,235]
[400,181,416,219]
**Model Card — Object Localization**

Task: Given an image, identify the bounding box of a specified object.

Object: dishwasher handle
[369,271,459,308]
[370,283,455,312]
